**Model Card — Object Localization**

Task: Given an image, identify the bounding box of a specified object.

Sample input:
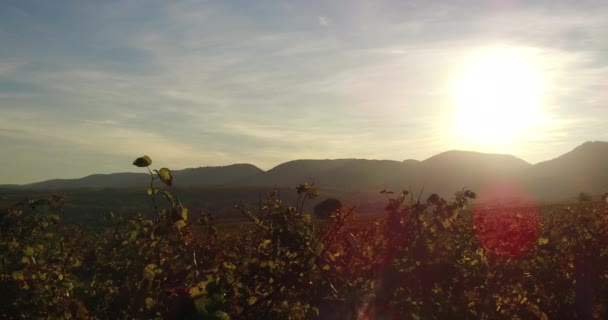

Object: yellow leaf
[174,220,186,230]
[23,246,34,257]
[72,258,82,268]
[181,207,188,221]
[8,240,19,251]
[158,168,173,186]
[258,239,272,250]
[442,219,451,229]
[11,271,24,281]
[538,237,549,245]
[143,264,161,282]
[145,297,155,309]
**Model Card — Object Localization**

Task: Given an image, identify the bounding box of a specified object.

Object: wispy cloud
[318,16,330,27]
[0,0,607,183]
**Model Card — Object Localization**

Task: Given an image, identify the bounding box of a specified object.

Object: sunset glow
[451,47,547,147]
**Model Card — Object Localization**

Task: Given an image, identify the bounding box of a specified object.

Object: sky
[1,0,607,184]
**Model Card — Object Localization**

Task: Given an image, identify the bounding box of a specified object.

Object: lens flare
[473,181,540,258]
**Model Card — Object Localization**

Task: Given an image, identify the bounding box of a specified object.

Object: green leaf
[23,246,34,257]
[147,187,160,196]
[133,155,152,167]
[157,168,173,186]
[314,242,325,255]
[143,264,162,282]
[214,311,230,320]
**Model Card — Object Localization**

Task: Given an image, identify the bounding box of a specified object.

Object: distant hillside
[11,172,150,190]
[3,164,263,191]
[237,159,357,188]
[414,151,532,198]
[318,159,419,192]
[238,159,419,192]
[2,141,608,202]
[523,141,608,200]
[173,164,264,187]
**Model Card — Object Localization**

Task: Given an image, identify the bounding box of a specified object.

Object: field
[2,159,608,319]
[2,182,608,319]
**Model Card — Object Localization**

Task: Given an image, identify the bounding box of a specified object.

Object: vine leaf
[133,155,152,167]
[158,168,173,186]
[143,264,162,282]
[174,220,186,230]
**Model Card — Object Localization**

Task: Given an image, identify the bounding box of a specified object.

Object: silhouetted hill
[523,141,608,200]
[319,159,419,192]
[174,164,263,187]
[237,159,359,187]
[414,150,532,197]
[14,173,149,190]
[2,142,608,202]
[5,164,263,191]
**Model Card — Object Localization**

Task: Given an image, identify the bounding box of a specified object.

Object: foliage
[1,156,608,319]
[313,198,342,219]
[578,192,593,202]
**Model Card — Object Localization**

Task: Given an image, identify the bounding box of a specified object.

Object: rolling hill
[4,164,263,190]
[2,141,607,202]
[523,141,608,200]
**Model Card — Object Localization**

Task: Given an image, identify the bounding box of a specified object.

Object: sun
[451,47,547,147]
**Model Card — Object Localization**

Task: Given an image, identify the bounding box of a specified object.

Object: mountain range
[2,141,608,202]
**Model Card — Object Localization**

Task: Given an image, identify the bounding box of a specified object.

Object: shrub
[578,192,592,202]
[313,198,342,219]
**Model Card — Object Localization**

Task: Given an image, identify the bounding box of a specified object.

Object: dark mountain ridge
[5,164,263,191]
[523,141,608,200]
[2,141,607,202]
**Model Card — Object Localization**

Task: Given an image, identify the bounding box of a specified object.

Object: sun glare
[451,47,547,147]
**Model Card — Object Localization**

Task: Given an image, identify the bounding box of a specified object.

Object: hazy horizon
[2,1,607,184]
[2,141,603,185]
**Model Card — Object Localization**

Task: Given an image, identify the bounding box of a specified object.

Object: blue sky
[1,0,607,184]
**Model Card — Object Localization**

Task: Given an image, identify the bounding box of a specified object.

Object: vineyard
[1,156,608,319]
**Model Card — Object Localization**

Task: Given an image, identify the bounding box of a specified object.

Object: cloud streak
[0,0,607,183]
